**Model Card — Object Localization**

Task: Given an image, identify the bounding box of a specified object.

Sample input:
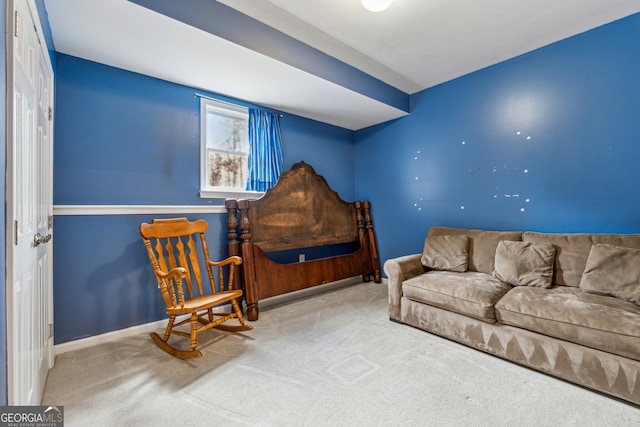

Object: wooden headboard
[226,161,381,320]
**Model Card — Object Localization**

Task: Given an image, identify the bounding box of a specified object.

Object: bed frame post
[363,201,382,282]
[238,199,260,321]
[225,199,241,291]
[355,201,370,282]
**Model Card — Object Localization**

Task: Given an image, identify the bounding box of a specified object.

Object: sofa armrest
[383,254,425,321]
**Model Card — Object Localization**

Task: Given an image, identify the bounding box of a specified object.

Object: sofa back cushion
[493,240,556,288]
[579,243,640,305]
[421,234,469,272]
[427,227,522,274]
[523,232,640,287]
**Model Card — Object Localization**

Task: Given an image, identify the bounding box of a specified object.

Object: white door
[6,0,55,405]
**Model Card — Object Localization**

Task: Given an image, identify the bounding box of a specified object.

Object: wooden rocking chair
[139,217,252,359]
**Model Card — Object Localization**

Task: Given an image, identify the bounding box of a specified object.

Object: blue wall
[54,55,355,205]
[355,13,640,265]
[53,54,355,343]
[1,1,8,406]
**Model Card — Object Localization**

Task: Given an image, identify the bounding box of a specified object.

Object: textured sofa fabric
[580,243,640,305]
[385,226,640,405]
[493,240,556,288]
[421,234,469,272]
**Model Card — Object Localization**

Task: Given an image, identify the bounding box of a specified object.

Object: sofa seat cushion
[403,271,512,323]
[495,286,640,361]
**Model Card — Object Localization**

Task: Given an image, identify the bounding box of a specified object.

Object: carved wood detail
[227,161,381,320]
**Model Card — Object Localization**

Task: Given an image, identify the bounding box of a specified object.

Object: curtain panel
[247,108,284,192]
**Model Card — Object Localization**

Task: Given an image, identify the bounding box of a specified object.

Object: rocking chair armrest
[205,256,242,293]
[155,266,188,281]
[206,255,243,267]
[153,266,189,308]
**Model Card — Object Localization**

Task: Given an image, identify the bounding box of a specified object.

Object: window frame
[199,98,264,199]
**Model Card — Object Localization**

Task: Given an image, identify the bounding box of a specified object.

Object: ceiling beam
[128,0,410,113]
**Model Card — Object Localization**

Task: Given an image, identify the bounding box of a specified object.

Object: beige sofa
[384,226,640,406]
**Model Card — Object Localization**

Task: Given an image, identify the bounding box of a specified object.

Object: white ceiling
[44,0,640,130]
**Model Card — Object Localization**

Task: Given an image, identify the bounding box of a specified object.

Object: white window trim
[199,97,264,199]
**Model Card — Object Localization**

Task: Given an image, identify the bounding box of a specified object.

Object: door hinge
[48,107,53,121]
[48,215,53,230]
[14,220,18,246]
[49,323,54,339]
[14,11,20,38]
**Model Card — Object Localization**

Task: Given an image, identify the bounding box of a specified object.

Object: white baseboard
[54,317,177,355]
[54,276,385,355]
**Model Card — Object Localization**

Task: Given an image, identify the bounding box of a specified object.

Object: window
[199,98,261,198]
[200,97,284,198]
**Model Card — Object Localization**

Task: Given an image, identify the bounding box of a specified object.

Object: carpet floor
[42,281,640,426]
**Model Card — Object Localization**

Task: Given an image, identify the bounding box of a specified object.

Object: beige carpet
[42,281,640,426]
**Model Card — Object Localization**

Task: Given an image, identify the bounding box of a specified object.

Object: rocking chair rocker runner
[139,217,252,359]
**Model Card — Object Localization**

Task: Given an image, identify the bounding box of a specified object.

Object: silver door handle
[33,232,52,247]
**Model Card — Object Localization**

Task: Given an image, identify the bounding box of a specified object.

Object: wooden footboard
[226,162,381,320]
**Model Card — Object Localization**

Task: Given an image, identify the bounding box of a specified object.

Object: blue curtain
[247,108,284,192]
